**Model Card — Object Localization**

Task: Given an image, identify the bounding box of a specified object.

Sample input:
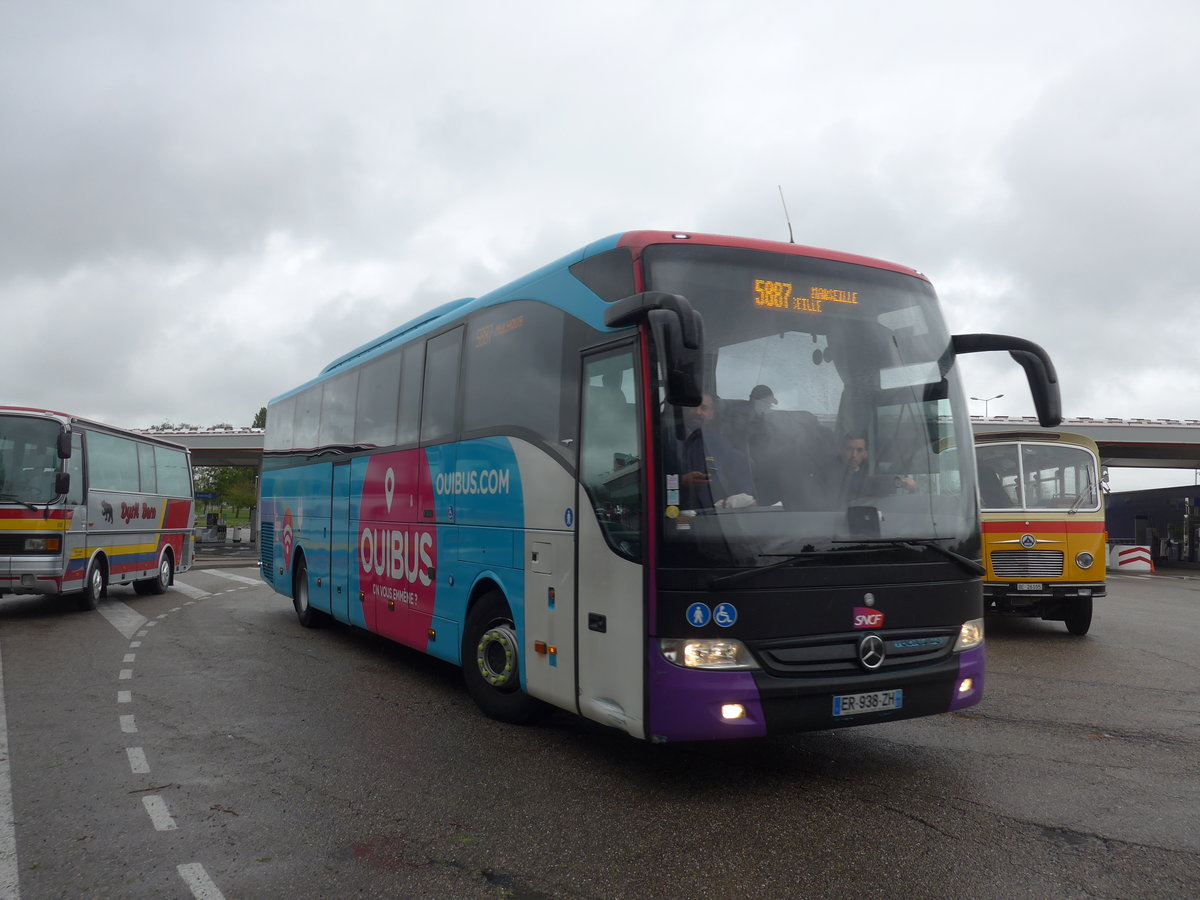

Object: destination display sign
[753,279,860,314]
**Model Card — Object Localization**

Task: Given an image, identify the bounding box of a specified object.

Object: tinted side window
[138,443,157,493]
[87,431,140,492]
[420,328,462,444]
[354,351,402,446]
[293,387,322,449]
[265,397,296,451]
[463,301,565,447]
[397,344,424,446]
[156,446,192,497]
[319,371,359,446]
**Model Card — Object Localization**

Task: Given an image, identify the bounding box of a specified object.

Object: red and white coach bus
[0,406,195,608]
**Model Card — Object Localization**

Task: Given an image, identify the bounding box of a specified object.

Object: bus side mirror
[605,291,705,407]
[58,431,73,459]
[951,333,1062,428]
[55,472,70,495]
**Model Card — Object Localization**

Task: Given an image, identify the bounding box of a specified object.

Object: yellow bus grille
[990,550,1064,578]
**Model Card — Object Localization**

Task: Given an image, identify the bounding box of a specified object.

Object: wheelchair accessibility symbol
[713,602,737,627]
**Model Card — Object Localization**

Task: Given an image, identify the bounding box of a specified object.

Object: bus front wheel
[1064,597,1093,636]
[79,557,107,611]
[462,590,542,724]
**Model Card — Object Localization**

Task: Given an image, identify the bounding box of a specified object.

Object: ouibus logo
[360,527,433,586]
[853,607,884,629]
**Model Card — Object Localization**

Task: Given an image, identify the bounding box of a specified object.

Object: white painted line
[119,669,133,680]
[144,621,158,628]
[96,599,149,640]
[123,654,136,663]
[170,580,211,601]
[127,747,150,774]
[205,570,262,586]
[130,641,141,648]
[170,607,182,612]
[120,715,137,734]
[0,644,20,899]
[142,795,177,831]
[178,862,226,899]
[156,614,169,620]
[118,690,132,704]
[135,630,148,638]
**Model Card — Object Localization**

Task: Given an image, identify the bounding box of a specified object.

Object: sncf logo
[853,607,884,629]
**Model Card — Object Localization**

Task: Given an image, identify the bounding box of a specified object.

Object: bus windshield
[0,414,61,505]
[644,244,977,568]
[976,441,1099,512]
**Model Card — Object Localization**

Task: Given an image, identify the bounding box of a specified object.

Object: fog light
[958,677,974,694]
[721,704,746,720]
[1076,551,1094,569]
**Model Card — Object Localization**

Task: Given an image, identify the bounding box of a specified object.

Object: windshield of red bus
[642,243,978,569]
[0,414,62,505]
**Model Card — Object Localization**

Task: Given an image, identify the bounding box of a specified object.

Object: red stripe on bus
[982,520,1106,533]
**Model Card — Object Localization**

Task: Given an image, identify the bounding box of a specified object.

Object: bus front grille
[752,630,956,677]
[990,550,1064,578]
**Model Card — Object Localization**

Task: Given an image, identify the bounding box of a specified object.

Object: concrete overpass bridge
[144,417,1200,472]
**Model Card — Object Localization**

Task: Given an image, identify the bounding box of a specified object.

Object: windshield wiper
[832,538,985,576]
[0,492,38,511]
[708,550,835,589]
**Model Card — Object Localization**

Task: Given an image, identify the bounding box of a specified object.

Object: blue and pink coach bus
[258,231,1060,741]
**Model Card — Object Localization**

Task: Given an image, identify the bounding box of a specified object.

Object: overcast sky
[3,1,1197,491]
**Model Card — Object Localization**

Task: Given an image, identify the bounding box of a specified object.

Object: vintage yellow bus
[974,431,1105,635]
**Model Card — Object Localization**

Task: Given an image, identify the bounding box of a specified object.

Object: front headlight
[660,638,760,670]
[953,618,985,652]
[1075,551,1094,569]
[24,537,61,552]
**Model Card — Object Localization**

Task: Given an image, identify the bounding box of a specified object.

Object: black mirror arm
[952,333,1062,428]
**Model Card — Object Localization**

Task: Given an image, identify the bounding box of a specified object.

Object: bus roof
[281,230,929,401]
[0,405,191,452]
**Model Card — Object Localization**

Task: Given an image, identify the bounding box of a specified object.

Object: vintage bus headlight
[953,618,985,652]
[24,537,61,552]
[1075,551,1095,569]
[660,638,759,670]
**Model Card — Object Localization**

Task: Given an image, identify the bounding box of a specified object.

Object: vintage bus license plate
[1016,583,1044,591]
[832,688,903,717]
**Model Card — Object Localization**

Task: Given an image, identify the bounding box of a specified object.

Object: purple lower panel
[948,644,985,711]
[646,641,768,741]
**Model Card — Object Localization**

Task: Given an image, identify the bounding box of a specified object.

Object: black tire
[134,552,172,596]
[462,590,542,724]
[79,557,106,610]
[292,555,328,628]
[1064,596,1093,635]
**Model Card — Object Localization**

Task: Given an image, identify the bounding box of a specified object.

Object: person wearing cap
[749,384,777,416]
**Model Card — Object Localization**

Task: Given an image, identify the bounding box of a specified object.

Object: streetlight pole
[970,394,1003,417]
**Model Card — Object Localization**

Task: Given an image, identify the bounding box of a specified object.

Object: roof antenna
[778,185,795,244]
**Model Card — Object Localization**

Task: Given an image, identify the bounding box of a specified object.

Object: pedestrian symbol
[686,602,712,627]
[713,602,737,627]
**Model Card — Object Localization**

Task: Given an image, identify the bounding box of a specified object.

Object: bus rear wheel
[292,556,328,628]
[134,553,172,596]
[462,590,542,724]
[1064,597,1093,636]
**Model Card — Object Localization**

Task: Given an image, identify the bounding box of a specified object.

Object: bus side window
[580,351,640,559]
[66,434,84,505]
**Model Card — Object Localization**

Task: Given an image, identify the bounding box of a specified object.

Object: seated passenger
[678,394,755,509]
